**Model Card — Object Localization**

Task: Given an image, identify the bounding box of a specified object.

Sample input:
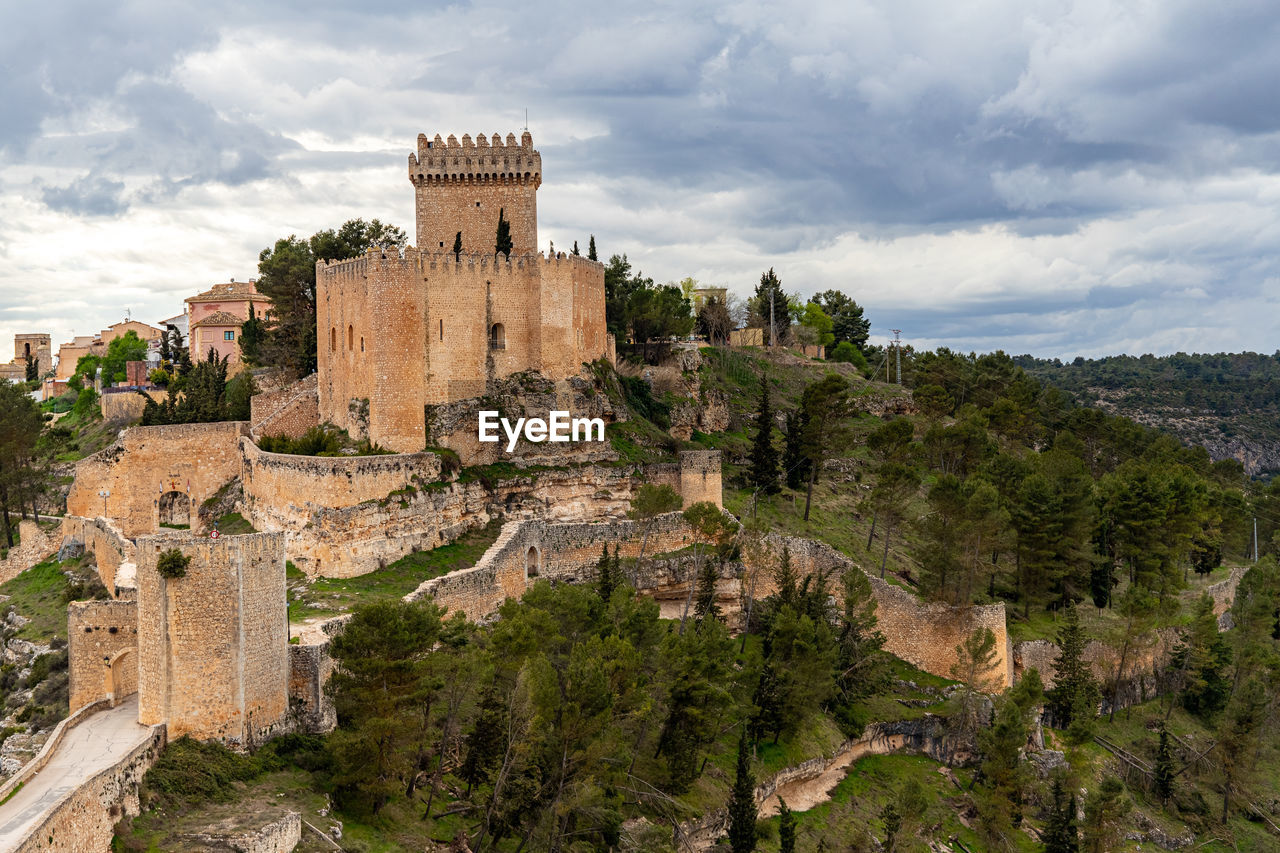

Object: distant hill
[1015,351,1280,477]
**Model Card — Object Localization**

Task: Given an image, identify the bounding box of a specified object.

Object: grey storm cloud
[3,0,1280,361]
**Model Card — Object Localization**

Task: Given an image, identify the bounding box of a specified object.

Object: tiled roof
[191,311,244,328]
[185,281,263,303]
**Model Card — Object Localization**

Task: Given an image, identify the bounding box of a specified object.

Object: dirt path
[759,733,907,816]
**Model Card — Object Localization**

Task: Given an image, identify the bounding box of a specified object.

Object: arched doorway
[159,491,190,528]
[524,544,541,580]
[489,323,506,350]
[108,649,136,705]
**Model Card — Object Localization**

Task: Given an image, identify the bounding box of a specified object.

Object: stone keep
[316,132,609,453]
[136,533,289,747]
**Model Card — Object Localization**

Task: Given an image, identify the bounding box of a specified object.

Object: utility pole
[770,297,775,349]
[1254,516,1259,563]
[890,329,902,384]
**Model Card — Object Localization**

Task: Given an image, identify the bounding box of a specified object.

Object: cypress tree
[1042,776,1079,853]
[778,797,797,853]
[459,686,506,796]
[588,234,597,261]
[782,408,810,490]
[452,231,463,259]
[727,731,757,853]
[1154,724,1174,803]
[596,543,615,601]
[694,559,721,624]
[494,208,512,257]
[1048,603,1099,737]
[881,802,901,851]
[572,240,580,255]
[24,356,37,382]
[748,379,780,495]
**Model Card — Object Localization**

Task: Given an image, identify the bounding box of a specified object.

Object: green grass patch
[213,512,255,535]
[287,520,503,622]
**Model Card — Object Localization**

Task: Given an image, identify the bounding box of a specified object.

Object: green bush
[156,548,190,579]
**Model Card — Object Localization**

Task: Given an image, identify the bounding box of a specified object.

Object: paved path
[0,697,150,852]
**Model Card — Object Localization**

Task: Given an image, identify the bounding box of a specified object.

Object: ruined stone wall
[679,450,724,508]
[408,514,696,621]
[12,725,164,853]
[98,389,165,423]
[59,516,135,597]
[136,533,289,747]
[0,521,56,585]
[249,374,319,440]
[289,641,336,734]
[409,131,540,255]
[66,422,249,537]
[67,599,138,710]
[746,536,1012,690]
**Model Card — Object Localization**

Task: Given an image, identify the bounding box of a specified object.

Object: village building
[185,280,271,364]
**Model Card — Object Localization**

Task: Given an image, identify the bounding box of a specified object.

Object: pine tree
[588,234,597,261]
[596,543,615,601]
[494,208,513,257]
[774,544,798,610]
[1042,777,1079,853]
[452,231,463,259]
[727,731,757,853]
[1048,603,1100,738]
[1081,776,1129,853]
[239,303,265,366]
[778,797,797,853]
[782,408,810,489]
[748,379,780,495]
[572,240,579,255]
[459,686,506,795]
[1153,724,1174,803]
[881,802,901,852]
[749,661,783,745]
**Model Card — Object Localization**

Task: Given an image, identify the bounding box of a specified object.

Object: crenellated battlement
[316,246,603,281]
[409,130,540,186]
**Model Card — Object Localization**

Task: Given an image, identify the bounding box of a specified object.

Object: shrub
[156,548,190,579]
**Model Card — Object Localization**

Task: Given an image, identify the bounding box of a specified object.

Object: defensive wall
[98,388,165,423]
[316,247,607,452]
[679,450,723,508]
[407,513,697,621]
[10,723,165,853]
[0,520,57,585]
[59,516,136,597]
[136,533,289,747]
[746,535,1012,690]
[67,600,139,711]
[249,374,319,440]
[67,421,249,537]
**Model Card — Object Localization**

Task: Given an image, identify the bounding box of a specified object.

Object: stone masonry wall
[249,374,319,440]
[98,389,165,424]
[67,600,138,711]
[67,422,250,537]
[59,517,136,597]
[745,535,1012,690]
[679,450,723,509]
[13,724,164,853]
[0,521,56,585]
[408,514,695,621]
[288,642,336,734]
[136,533,289,747]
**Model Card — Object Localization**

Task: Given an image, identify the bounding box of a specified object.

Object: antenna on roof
[524,108,528,131]
[125,308,131,321]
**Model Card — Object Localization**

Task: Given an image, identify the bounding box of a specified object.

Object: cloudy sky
[3,0,1280,364]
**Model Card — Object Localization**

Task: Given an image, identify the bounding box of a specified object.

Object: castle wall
[136,533,289,746]
[410,131,540,255]
[249,374,319,440]
[66,422,250,537]
[99,389,165,423]
[289,641,336,734]
[0,520,56,585]
[60,516,136,597]
[67,599,138,710]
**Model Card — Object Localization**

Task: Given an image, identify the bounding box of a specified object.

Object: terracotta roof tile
[191,311,244,328]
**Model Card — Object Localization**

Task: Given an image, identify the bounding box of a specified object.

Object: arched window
[348,325,354,351]
[489,323,506,350]
[525,545,541,579]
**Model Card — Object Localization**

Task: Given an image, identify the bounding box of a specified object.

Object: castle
[316,131,611,452]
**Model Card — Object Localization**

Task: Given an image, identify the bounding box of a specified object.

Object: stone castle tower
[315,131,609,453]
[409,131,540,256]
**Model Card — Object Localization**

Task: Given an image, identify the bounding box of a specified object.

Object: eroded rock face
[669,390,730,441]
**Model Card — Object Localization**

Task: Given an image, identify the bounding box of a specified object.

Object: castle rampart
[250,374,319,440]
[136,533,289,746]
[59,516,136,597]
[66,421,250,537]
